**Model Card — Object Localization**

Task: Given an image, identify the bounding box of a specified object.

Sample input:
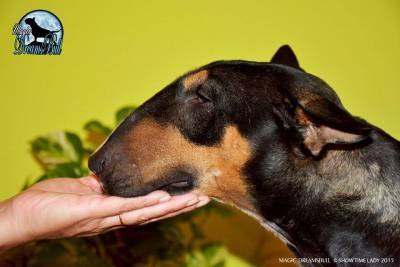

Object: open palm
[0,176,208,252]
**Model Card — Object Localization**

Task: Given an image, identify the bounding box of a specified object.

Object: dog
[89,45,400,266]
[24,17,60,42]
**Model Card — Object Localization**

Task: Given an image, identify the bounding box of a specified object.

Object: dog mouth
[91,174,106,192]
[139,169,196,195]
[153,177,195,194]
[92,169,197,197]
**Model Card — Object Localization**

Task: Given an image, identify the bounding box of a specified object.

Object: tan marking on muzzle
[182,70,208,91]
[125,118,256,212]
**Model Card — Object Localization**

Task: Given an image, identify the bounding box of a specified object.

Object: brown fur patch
[295,108,311,126]
[124,118,256,212]
[182,70,208,91]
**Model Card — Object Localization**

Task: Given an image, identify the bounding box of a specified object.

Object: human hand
[0,176,209,252]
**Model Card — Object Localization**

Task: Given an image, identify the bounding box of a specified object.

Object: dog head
[89,45,370,212]
[24,17,35,26]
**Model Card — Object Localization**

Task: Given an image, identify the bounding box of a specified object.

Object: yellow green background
[0,0,399,201]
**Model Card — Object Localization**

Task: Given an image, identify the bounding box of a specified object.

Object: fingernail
[196,196,210,207]
[186,198,200,206]
[159,195,171,203]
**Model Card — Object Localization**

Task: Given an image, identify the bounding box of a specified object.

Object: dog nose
[88,152,108,175]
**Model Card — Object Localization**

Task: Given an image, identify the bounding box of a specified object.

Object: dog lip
[151,169,197,193]
[153,178,195,193]
[91,173,100,182]
[91,173,106,193]
[159,180,192,189]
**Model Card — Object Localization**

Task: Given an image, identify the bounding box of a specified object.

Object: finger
[82,199,202,238]
[79,176,103,193]
[88,190,171,218]
[29,178,96,194]
[105,193,200,227]
[139,196,210,225]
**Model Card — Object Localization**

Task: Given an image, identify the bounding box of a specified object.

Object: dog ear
[271,45,302,70]
[293,96,371,156]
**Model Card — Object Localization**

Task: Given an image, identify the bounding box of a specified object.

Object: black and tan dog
[89,45,400,266]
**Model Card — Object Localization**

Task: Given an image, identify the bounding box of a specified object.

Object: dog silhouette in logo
[25,17,61,42]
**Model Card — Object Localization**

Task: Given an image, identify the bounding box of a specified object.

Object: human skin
[0,175,209,253]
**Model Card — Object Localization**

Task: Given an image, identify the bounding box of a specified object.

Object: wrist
[0,198,29,253]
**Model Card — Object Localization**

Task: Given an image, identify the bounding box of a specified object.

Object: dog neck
[251,127,400,262]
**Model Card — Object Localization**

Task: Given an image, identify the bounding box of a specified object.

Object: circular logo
[12,10,63,55]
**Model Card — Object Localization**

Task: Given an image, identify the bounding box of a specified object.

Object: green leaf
[31,132,84,169]
[83,120,112,150]
[84,120,112,136]
[27,239,114,267]
[21,177,31,190]
[27,240,71,267]
[37,163,89,182]
[115,106,136,125]
[185,250,207,267]
[202,242,228,267]
[184,242,228,267]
